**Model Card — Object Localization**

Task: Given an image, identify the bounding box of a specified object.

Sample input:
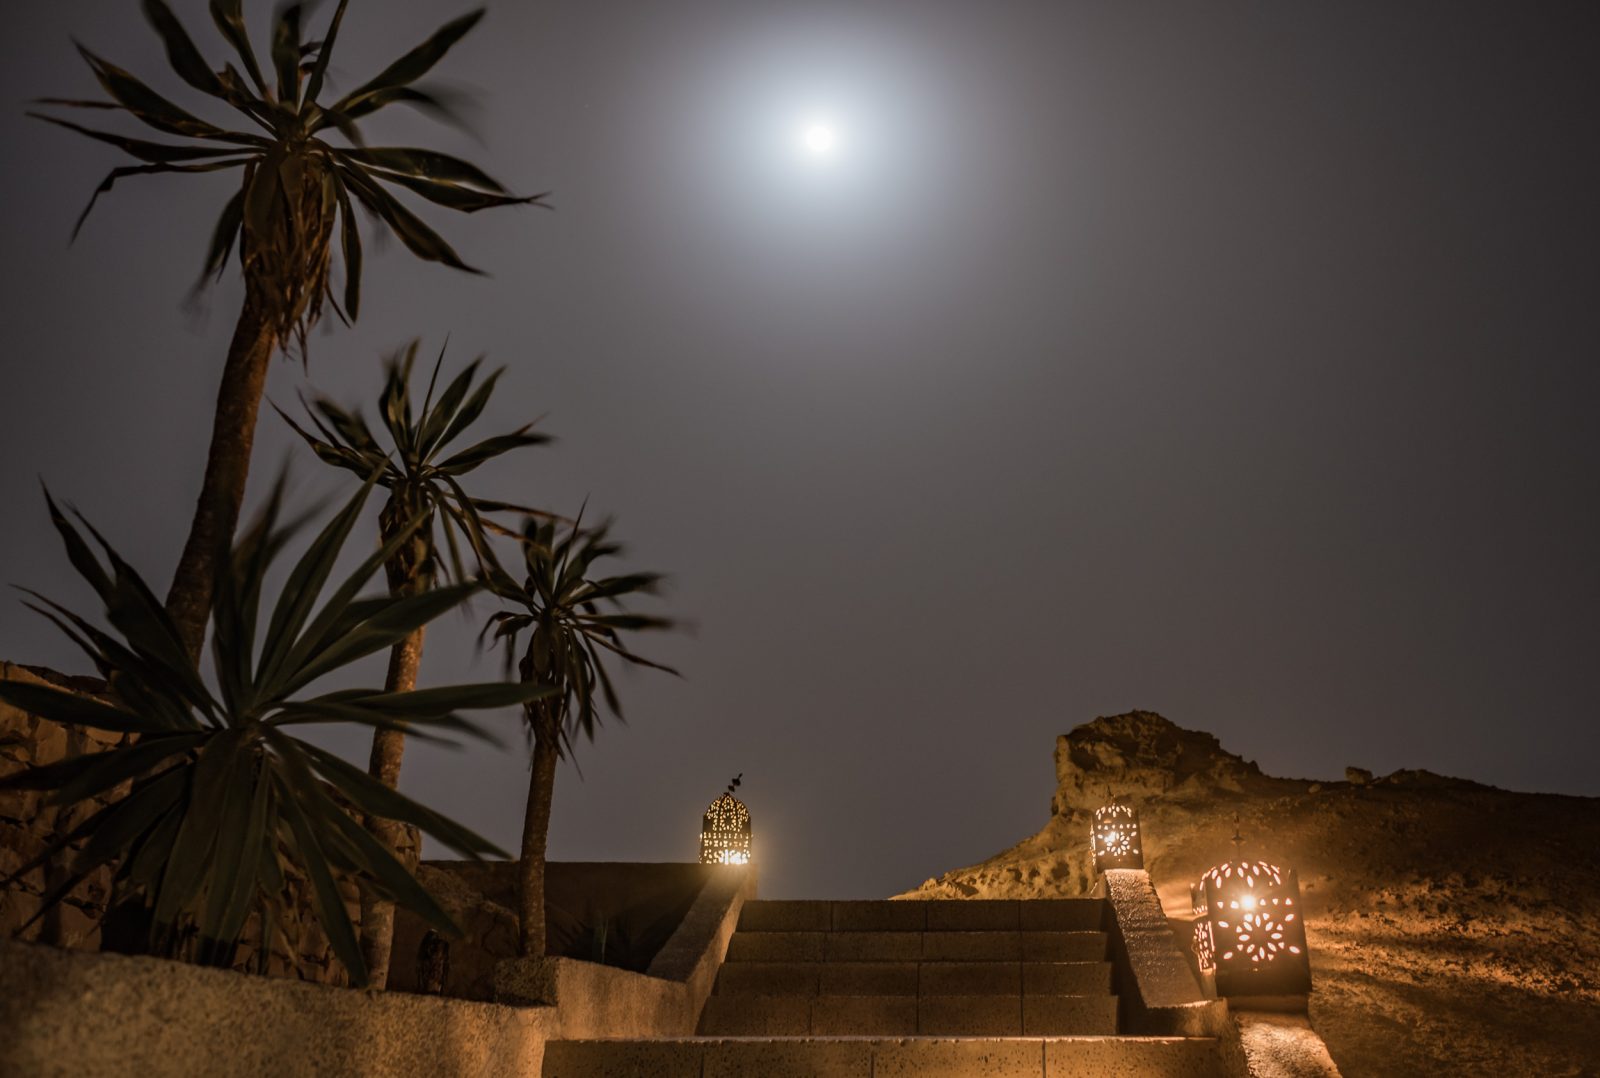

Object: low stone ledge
[0,938,552,1078]
[1236,1013,1342,1077]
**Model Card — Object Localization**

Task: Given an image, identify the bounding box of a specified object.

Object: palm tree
[34,0,542,664]
[484,516,677,957]
[278,340,548,985]
[0,474,548,985]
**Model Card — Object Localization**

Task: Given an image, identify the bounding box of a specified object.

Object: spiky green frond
[35,1,545,342]
[276,340,551,591]
[0,477,550,985]
[486,514,677,759]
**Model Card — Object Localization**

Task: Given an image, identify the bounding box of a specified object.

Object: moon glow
[800,121,838,158]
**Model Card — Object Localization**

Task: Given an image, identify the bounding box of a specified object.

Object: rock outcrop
[1049,709,1268,814]
[900,710,1600,1078]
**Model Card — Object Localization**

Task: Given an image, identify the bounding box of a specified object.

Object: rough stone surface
[897,710,1600,1076]
[873,1037,1044,1077]
[1101,869,1209,1012]
[0,663,370,986]
[0,863,754,1076]
[0,663,118,954]
[1236,1013,1343,1078]
[0,938,551,1078]
[546,1037,1228,1078]
[1043,1036,1229,1077]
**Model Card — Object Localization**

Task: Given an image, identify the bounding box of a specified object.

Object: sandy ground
[897,713,1600,1077]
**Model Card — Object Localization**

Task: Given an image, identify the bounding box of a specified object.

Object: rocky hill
[898,711,1600,1077]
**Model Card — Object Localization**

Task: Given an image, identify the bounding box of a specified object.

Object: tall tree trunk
[359,521,429,989]
[518,713,559,958]
[164,296,277,664]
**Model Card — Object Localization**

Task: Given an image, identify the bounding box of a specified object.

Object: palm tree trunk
[358,538,428,988]
[518,715,559,958]
[164,296,277,664]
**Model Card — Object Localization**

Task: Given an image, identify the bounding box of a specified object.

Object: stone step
[725,930,1107,963]
[543,1036,1227,1078]
[737,899,1105,933]
[698,993,1119,1036]
[713,960,1114,997]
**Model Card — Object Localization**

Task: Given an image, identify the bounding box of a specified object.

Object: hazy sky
[1,1,1595,899]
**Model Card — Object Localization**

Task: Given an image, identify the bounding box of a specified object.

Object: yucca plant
[34,0,542,664]
[277,340,548,985]
[0,475,547,986]
[485,515,677,956]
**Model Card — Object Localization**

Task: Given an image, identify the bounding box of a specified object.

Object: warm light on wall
[1191,858,1312,996]
[1090,802,1145,872]
[699,776,752,865]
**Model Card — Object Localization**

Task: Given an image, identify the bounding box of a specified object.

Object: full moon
[800,122,837,158]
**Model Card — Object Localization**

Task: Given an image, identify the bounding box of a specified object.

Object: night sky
[1,2,1595,900]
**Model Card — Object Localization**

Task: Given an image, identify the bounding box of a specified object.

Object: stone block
[702,1038,872,1078]
[738,900,831,932]
[1020,900,1106,932]
[922,931,1022,961]
[926,899,1020,931]
[819,961,919,995]
[1023,961,1113,996]
[873,1037,1045,1078]
[698,994,811,1035]
[30,720,69,767]
[715,961,821,996]
[810,994,918,1035]
[831,900,925,931]
[918,994,1023,1035]
[55,902,102,949]
[1022,931,1106,961]
[920,961,1020,996]
[1023,994,1120,1035]
[1043,1036,1225,1077]
[544,1039,704,1078]
[825,931,922,961]
[726,931,825,962]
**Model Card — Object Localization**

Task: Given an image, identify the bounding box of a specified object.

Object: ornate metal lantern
[1090,801,1144,871]
[699,775,751,865]
[1191,859,1311,996]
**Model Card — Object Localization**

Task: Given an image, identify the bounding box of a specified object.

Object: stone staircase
[543,898,1230,1076]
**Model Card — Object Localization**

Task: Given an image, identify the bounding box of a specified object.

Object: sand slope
[896,711,1600,1077]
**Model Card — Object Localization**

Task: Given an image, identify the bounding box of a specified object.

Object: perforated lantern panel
[1198,859,1312,996]
[1091,803,1145,871]
[699,792,752,865]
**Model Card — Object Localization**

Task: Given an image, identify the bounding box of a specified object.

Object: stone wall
[0,938,552,1078]
[0,863,756,1077]
[0,663,120,952]
[0,661,407,987]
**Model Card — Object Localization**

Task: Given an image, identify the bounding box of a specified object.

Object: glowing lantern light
[1090,801,1144,872]
[699,775,752,865]
[1191,858,1312,996]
